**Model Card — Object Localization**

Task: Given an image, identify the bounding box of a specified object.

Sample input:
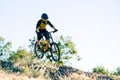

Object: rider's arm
[47,21,57,30]
[36,20,41,32]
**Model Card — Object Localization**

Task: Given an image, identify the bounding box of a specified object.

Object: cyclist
[36,13,58,45]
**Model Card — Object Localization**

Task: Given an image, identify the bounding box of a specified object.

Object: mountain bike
[34,30,60,61]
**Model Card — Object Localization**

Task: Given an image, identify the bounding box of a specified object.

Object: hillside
[1,60,119,80]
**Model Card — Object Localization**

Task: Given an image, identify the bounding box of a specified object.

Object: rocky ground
[0,60,117,80]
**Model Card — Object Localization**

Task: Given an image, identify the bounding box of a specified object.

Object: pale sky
[0,0,120,72]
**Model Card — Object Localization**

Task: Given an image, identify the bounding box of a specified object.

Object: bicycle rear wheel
[34,42,44,59]
[50,42,60,61]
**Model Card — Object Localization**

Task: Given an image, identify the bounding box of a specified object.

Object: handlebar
[49,29,58,33]
[36,29,58,34]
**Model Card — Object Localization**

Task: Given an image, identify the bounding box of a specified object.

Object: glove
[53,29,58,33]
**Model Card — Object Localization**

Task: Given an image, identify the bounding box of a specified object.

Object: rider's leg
[36,31,42,45]
[43,30,49,47]
[37,40,40,45]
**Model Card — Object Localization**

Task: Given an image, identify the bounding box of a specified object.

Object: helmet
[41,13,49,19]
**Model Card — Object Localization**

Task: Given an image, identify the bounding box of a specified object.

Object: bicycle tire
[34,42,44,59]
[50,42,60,61]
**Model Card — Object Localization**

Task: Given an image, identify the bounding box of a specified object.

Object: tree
[57,36,80,65]
[0,36,13,60]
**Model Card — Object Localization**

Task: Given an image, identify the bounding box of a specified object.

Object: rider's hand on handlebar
[53,29,58,33]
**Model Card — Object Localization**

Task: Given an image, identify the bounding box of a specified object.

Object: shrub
[114,67,120,75]
[92,66,109,75]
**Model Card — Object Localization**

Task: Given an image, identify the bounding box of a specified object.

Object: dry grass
[0,58,59,80]
[0,69,96,80]
[69,73,94,80]
[0,70,45,80]
[112,75,120,80]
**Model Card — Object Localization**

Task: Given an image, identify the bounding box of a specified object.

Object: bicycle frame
[48,31,55,44]
[39,31,55,51]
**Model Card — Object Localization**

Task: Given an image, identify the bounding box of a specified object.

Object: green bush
[113,67,120,75]
[92,66,109,74]
[9,49,35,62]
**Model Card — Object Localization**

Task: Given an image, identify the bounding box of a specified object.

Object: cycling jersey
[36,18,53,30]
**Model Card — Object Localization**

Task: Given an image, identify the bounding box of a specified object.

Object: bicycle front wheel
[34,42,44,59]
[50,42,60,61]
